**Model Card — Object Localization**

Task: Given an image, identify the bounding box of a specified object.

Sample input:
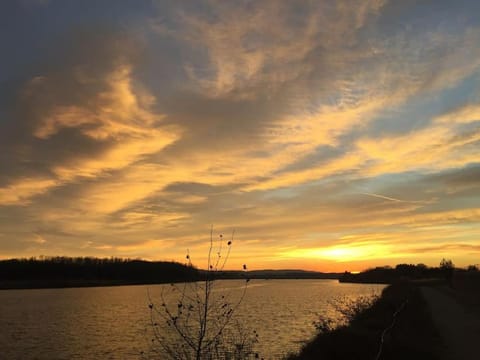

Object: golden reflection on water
[0,280,385,359]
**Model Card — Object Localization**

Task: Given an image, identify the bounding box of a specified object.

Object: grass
[287,282,444,360]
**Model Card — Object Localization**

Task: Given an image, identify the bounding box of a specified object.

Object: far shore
[0,257,343,290]
[0,273,342,290]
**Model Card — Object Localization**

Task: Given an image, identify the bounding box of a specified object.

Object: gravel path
[421,286,480,360]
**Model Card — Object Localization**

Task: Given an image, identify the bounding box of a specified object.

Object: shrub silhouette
[147,229,260,360]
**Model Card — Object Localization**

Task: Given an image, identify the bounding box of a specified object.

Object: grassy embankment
[287,281,444,360]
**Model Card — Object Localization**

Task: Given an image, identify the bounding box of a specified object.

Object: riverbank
[287,281,444,360]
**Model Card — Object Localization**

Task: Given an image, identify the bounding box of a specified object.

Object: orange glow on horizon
[278,243,394,263]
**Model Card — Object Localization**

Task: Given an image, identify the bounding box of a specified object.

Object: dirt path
[421,286,480,360]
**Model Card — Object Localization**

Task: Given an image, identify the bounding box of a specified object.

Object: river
[0,279,385,359]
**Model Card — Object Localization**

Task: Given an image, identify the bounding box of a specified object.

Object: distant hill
[213,269,342,280]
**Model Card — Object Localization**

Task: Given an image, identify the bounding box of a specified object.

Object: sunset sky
[1,0,479,272]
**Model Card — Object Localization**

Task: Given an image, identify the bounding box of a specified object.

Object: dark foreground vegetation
[290,261,480,360]
[451,268,480,306]
[288,281,444,360]
[0,257,199,289]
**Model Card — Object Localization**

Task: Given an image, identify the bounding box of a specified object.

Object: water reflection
[0,280,384,359]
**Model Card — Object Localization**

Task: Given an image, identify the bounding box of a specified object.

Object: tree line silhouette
[0,256,199,288]
[2,256,476,289]
[0,256,344,290]
[339,260,471,284]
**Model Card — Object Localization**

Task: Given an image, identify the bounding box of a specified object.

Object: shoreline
[0,276,341,291]
[287,281,445,360]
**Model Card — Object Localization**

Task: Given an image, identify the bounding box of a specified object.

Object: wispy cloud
[1,1,480,269]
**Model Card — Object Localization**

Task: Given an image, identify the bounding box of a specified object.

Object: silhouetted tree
[466,264,478,272]
[147,229,259,360]
[439,258,454,270]
[439,258,455,285]
[0,257,199,288]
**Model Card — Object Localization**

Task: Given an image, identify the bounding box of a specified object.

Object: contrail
[358,192,430,205]
[360,192,407,203]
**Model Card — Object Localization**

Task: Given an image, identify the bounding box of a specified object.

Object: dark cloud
[413,243,480,254]
[0,27,146,188]
[435,163,480,186]
[164,181,244,196]
[274,145,347,175]
[158,91,284,157]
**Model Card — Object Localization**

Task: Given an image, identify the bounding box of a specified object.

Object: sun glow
[280,243,394,263]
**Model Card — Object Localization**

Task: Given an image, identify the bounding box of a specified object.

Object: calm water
[0,280,385,359]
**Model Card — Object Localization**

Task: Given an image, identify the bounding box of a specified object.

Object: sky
[1,0,479,272]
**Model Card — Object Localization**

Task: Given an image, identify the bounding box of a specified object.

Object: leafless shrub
[147,229,260,360]
[313,293,379,333]
[331,294,379,323]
